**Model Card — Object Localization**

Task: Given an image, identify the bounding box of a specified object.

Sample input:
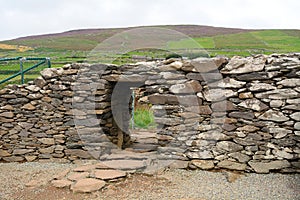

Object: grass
[132,105,156,129]
[0,28,299,86]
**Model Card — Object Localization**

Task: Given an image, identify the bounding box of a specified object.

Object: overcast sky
[0,0,299,41]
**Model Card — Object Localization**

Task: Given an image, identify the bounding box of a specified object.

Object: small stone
[0,105,14,110]
[238,99,268,111]
[0,149,11,157]
[198,131,230,141]
[148,94,178,105]
[27,93,43,100]
[270,100,284,108]
[277,78,300,87]
[273,150,294,159]
[51,179,73,188]
[228,152,251,163]
[203,89,237,101]
[236,125,260,132]
[185,105,212,115]
[119,74,148,82]
[211,101,237,112]
[217,160,247,171]
[94,169,126,180]
[0,112,14,118]
[209,78,246,88]
[249,82,276,92]
[290,112,300,121]
[38,138,55,145]
[41,68,59,79]
[21,103,36,111]
[216,141,243,152]
[295,122,300,130]
[160,72,185,80]
[239,92,253,99]
[190,160,214,169]
[25,155,37,162]
[258,110,289,122]
[25,180,40,188]
[269,127,292,139]
[186,150,214,159]
[183,58,221,73]
[71,178,106,193]
[8,97,29,104]
[13,149,34,155]
[222,123,237,131]
[53,169,70,180]
[25,85,41,92]
[34,76,47,88]
[39,147,54,154]
[170,80,202,94]
[229,111,255,120]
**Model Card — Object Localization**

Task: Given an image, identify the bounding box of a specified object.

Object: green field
[0,28,299,85]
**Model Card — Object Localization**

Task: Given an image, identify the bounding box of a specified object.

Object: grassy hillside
[0,25,299,86]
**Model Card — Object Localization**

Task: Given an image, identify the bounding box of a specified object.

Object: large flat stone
[71,178,106,193]
[277,78,300,87]
[94,169,126,180]
[221,55,266,74]
[51,179,73,188]
[100,160,147,171]
[255,89,299,99]
[248,160,291,173]
[217,160,247,171]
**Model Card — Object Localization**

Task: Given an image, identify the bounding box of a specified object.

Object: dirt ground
[0,162,299,200]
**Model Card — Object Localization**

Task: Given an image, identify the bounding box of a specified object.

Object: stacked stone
[0,53,299,174]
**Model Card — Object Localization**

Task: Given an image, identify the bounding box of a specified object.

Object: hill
[0,25,299,64]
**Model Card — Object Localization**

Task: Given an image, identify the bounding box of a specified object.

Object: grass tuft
[132,105,156,129]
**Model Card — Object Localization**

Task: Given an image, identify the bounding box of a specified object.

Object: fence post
[20,57,26,84]
[46,57,51,68]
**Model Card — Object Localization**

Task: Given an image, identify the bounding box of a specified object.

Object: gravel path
[0,162,299,200]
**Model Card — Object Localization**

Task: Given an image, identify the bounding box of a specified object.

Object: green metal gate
[0,57,51,85]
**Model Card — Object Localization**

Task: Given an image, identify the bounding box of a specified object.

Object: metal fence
[0,57,51,85]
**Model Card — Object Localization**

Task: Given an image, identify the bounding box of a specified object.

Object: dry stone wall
[0,53,299,173]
